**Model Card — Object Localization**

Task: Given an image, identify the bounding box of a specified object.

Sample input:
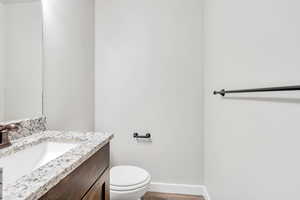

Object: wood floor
[142,192,205,200]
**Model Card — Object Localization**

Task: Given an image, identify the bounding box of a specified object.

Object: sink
[0,141,78,185]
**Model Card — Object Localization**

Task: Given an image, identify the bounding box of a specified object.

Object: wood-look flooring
[142,192,205,200]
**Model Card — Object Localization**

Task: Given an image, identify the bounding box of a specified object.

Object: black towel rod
[213,85,300,96]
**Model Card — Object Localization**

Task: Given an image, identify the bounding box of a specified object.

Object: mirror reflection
[0,0,43,122]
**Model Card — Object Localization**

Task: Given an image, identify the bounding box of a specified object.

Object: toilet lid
[110,165,150,187]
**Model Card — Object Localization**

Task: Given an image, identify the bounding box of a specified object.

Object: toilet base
[110,184,149,200]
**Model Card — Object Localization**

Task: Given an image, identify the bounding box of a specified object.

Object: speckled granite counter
[1,130,113,200]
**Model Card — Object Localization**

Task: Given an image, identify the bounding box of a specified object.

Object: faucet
[0,123,20,148]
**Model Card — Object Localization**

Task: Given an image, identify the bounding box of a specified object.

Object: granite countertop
[1,130,113,200]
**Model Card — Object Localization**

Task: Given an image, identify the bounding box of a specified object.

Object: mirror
[0,0,43,122]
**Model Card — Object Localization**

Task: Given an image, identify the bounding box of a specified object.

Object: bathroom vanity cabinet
[39,143,110,200]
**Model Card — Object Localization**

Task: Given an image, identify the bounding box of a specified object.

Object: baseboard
[149,182,210,200]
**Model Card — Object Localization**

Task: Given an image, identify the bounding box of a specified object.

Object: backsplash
[0,116,47,141]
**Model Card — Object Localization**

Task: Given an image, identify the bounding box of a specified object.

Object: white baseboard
[149,182,210,200]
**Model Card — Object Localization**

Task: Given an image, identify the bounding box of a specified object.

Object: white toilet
[110,165,151,200]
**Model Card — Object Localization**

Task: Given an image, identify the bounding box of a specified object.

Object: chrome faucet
[0,123,20,148]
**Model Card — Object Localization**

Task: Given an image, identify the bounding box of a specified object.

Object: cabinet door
[82,169,110,200]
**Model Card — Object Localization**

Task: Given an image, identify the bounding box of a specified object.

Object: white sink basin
[0,141,78,185]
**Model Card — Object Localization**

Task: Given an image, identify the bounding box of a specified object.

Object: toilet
[110,165,151,200]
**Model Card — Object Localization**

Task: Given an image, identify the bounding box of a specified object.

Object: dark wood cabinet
[82,169,110,200]
[39,143,110,200]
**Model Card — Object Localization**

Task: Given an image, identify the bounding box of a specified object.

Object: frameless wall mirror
[0,0,43,122]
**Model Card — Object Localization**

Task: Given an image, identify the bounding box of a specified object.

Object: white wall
[4,1,43,121]
[204,0,300,199]
[95,0,203,185]
[43,0,95,131]
[0,3,5,121]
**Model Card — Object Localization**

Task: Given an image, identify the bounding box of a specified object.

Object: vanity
[0,119,113,200]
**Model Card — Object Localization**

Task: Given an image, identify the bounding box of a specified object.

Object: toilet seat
[110,165,151,191]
